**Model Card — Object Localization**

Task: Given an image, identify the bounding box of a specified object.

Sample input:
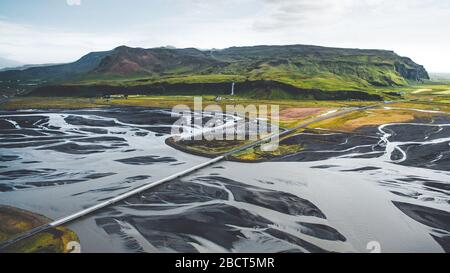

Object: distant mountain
[0,57,23,70]
[430,73,450,81]
[0,49,111,81]
[0,44,430,100]
[93,46,225,75]
[0,63,64,72]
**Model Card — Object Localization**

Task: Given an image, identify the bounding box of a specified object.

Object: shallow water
[0,108,449,253]
[0,108,209,217]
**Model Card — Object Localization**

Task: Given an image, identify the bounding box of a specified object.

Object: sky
[0,0,449,72]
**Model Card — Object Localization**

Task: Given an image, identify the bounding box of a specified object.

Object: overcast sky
[0,0,449,72]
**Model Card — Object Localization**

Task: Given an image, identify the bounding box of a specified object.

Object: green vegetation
[0,205,79,253]
[231,144,303,162]
[74,74,248,86]
[0,44,430,100]
[306,107,442,131]
[75,57,410,91]
[1,95,373,112]
[167,139,250,157]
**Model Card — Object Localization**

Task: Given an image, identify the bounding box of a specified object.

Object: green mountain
[0,44,429,100]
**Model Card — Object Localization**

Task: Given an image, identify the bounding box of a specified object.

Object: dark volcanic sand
[0,108,449,253]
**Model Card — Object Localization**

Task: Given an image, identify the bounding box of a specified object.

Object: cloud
[247,0,450,71]
[66,0,81,6]
[0,20,128,64]
[253,0,450,31]
[1,0,450,71]
[253,0,355,31]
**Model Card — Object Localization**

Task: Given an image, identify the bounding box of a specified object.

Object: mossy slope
[0,205,79,253]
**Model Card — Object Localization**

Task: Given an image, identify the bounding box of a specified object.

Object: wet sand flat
[0,107,449,253]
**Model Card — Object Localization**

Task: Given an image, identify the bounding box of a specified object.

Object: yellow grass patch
[0,205,79,253]
[389,102,450,113]
[412,88,432,94]
[232,144,303,161]
[280,108,326,120]
[307,109,431,131]
[2,96,376,111]
[435,90,450,95]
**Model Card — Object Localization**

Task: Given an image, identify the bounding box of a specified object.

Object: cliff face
[395,57,430,81]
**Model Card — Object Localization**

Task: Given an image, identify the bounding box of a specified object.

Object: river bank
[0,205,79,253]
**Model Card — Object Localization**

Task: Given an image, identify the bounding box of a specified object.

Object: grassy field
[65,71,418,98]
[5,78,449,109]
[399,82,450,102]
[231,144,304,162]
[306,109,425,131]
[1,95,375,110]
[0,206,79,253]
